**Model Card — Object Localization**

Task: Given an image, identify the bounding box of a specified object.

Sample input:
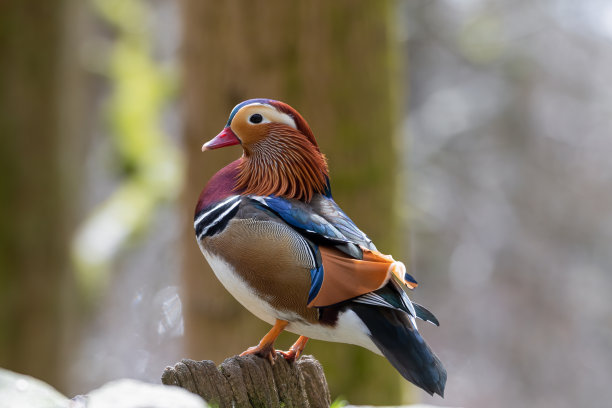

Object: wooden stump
[162,354,331,408]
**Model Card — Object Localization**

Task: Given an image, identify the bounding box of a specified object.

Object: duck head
[202,99,329,202]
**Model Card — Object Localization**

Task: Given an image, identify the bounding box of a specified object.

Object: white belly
[201,248,279,326]
[285,309,381,355]
[200,248,380,355]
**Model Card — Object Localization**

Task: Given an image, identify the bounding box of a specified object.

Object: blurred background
[1,0,611,407]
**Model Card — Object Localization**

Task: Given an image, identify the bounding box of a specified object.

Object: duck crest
[236,124,329,202]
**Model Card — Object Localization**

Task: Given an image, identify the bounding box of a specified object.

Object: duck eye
[249,113,263,124]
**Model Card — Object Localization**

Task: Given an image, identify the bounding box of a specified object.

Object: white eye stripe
[270,111,297,129]
[243,103,297,129]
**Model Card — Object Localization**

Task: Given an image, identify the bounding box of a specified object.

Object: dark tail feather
[413,302,440,326]
[352,303,447,397]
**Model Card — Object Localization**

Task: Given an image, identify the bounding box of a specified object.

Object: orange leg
[279,336,309,362]
[240,319,288,363]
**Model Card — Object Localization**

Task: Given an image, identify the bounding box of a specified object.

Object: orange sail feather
[308,247,412,307]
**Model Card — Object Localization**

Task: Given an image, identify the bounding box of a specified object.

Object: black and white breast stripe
[194,195,242,240]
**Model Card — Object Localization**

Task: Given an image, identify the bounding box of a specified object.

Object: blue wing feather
[308,262,324,304]
[258,196,346,240]
[309,195,376,250]
[252,196,363,260]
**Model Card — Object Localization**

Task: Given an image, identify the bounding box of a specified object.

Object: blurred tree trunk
[0,0,84,392]
[180,0,404,404]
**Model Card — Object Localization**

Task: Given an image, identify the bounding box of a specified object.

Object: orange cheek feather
[232,121,269,146]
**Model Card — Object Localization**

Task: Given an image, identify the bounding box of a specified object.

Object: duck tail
[352,303,447,397]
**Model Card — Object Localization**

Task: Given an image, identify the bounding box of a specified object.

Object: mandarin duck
[194,99,446,396]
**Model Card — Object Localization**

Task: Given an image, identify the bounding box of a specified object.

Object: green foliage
[72,0,182,300]
[330,396,349,408]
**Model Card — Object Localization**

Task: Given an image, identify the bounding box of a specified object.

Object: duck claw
[278,348,301,362]
[240,343,277,364]
[278,336,309,363]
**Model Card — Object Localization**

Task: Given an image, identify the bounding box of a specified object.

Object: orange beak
[202,127,241,152]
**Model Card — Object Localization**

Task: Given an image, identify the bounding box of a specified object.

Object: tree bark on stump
[162,354,331,408]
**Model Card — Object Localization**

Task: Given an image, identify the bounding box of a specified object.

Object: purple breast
[195,158,242,215]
